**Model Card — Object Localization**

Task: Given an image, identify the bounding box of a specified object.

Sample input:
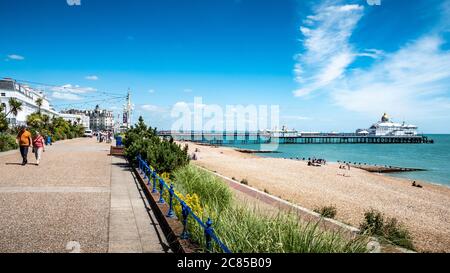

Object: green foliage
[6,98,23,117]
[360,209,414,250]
[0,112,7,133]
[314,205,338,219]
[0,133,18,152]
[172,165,233,213]
[172,165,368,253]
[26,113,85,141]
[124,116,190,173]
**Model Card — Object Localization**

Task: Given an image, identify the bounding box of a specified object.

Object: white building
[359,113,418,136]
[86,105,115,131]
[0,78,59,126]
[60,106,115,131]
[59,113,90,129]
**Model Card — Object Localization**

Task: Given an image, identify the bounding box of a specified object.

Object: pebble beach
[184,142,450,253]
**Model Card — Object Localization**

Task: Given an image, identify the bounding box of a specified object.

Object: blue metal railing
[136,155,231,253]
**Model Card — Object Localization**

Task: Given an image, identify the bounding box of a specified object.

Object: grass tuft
[360,209,414,250]
[314,205,337,219]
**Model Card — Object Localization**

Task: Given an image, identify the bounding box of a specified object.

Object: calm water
[224,135,450,187]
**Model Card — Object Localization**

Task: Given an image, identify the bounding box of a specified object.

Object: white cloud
[51,83,97,101]
[85,75,99,81]
[332,35,450,118]
[356,49,385,59]
[293,0,450,124]
[183,89,193,93]
[282,115,312,121]
[141,104,167,113]
[7,54,25,61]
[52,92,82,101]
[51,84,97,94]
[148,89,155,94]
[293,2,364,97]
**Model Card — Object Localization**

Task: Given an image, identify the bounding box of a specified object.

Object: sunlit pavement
[0,138,169,253]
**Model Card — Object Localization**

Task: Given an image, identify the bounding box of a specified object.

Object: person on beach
[32,131,46,166]
[16,126,33,166]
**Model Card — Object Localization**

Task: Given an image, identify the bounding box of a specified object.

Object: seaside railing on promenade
[136,155,232,253]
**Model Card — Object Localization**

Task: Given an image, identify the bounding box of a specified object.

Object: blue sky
[1,0,450,132]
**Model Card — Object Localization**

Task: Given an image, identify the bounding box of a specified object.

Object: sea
[223,134,450,187]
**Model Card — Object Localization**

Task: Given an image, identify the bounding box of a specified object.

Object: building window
[1,93,5,96]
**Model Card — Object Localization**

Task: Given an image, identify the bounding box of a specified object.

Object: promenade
[0,138,170,253]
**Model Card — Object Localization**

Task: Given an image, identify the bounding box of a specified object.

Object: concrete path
[109,156,171,253]
[0,138,170,253]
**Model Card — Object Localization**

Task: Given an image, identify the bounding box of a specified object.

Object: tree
[6,98,23,117]
[35,98,43,114]
[0,104,7,133]
[41,114,51,129]
[26,113,44,130]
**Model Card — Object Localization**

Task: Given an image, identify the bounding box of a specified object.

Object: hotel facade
[0,78,59,126]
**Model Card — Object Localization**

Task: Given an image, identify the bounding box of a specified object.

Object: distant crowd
[96,131,113,143]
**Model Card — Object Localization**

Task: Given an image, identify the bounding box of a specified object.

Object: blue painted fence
[136,155,231,253]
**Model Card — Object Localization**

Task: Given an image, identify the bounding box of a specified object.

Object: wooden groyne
[350,164,426,173]
[235,149,281,154]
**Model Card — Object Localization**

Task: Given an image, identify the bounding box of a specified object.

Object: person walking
[33,131,46,165]
[16,126,33,166]
[45,135,52,146]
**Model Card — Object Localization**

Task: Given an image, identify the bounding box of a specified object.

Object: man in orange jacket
[16,126,33,166]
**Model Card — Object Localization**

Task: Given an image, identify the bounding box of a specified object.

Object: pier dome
[381,113,389,122]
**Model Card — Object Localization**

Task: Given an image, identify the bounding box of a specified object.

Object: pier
[159,131,433,145]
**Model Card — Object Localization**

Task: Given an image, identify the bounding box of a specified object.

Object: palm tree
[6,98,23,117]
[35,98,43,114]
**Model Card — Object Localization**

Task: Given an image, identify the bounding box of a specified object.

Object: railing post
[180,202,189,239]
[143,165,148,181]
[205,218,213,253]
[158,178,165,204]
[137,155,141,172]
[167,184,175,218]
[146,166,151,185]
[152,172,157,193]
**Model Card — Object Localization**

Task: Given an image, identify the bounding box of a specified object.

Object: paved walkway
[0,138,170,253]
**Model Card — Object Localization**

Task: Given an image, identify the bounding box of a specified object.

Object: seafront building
[62,106,115,131]
[1,77,118,131]
[86,105,115,131]
[59,112,91,130]
[0,78,59,126]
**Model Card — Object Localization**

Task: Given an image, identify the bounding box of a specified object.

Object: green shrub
[360,209,414,250]
[314,205,338,219]
[0,134,18,152]
[0,113,8,133]
[23,113,83,142]
[124,116,190,173]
